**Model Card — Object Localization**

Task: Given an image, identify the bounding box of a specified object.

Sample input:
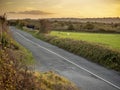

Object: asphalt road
[10,27,120,90]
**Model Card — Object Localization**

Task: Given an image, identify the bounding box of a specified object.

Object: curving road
[10,27,120,90]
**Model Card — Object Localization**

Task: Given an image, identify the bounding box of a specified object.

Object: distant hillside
[49,18,120,23]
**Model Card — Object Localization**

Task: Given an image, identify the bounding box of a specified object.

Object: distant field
[51,31,120,50]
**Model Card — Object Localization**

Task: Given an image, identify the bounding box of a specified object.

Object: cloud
[8,10,53,15]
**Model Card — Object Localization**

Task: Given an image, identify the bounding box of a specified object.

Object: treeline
[52,21,120,33]
[9,19,120,33]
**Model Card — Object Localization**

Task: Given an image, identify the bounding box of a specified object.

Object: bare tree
[39,19,51,34]
[0,13,7,33]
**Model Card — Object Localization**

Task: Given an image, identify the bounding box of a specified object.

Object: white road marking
[15,31,120,90]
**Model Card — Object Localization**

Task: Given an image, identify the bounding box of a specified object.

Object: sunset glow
[0,0,120,19]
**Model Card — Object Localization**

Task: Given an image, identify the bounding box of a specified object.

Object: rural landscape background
[0,0,120,90]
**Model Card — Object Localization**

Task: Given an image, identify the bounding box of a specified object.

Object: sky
[0,0,120,19]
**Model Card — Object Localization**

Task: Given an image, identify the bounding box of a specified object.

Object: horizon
[0,0,120,19]
[7,17,120,20]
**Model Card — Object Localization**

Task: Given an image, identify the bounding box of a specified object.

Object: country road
[10,26,120,90]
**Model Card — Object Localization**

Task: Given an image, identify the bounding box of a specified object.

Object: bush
[84,22,94,30]
[39,19,51,34]
[68,24,75,30]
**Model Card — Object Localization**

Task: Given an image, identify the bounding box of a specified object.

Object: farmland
[51,31,120,50]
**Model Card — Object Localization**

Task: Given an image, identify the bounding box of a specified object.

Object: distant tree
[16,20,24,28]
[39,19,51,34]
[68,24,74,30]
[84,22,94,30]
[79,24,83,30]
[60,22,65,27]
[113,23,119,28]
[16,20,27,28]
[8,20,17,26]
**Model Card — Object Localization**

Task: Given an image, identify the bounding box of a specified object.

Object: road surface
[10,27,120,90]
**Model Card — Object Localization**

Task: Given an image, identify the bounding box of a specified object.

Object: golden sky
[0,0,120,19]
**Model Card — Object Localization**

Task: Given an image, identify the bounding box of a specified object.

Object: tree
[84,22,94,30]
[39,19,51,34]
[68,24,74,30]
[0,13,7,33]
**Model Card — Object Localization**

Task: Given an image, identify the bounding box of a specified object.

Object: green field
[51,31,120,50]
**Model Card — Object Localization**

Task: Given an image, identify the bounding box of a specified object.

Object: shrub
[39,19,51,34]
[68,24,75,30]
[84,22,94,30]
